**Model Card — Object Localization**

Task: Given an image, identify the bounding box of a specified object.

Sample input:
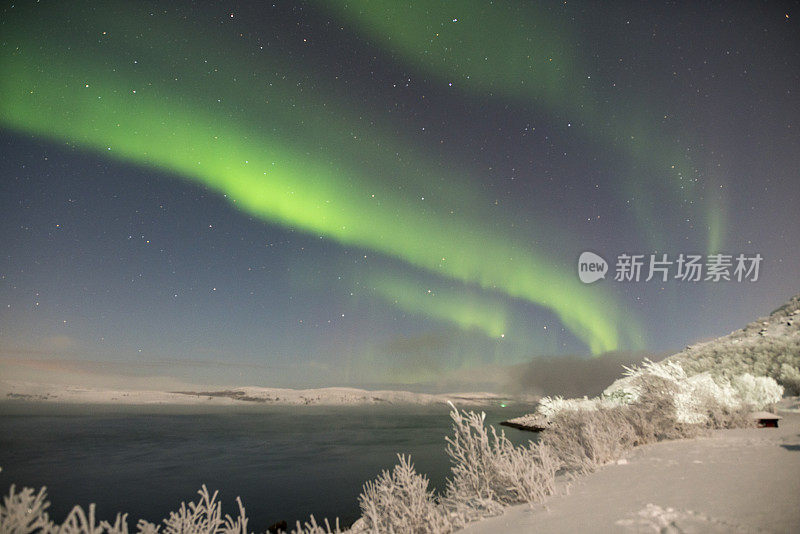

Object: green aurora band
[321,0,724,253]
[0,1,641,354]
[365,271,509,339]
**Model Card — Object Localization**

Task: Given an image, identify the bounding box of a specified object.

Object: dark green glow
[323,1,580,110]
[366,272,509,339]
[0,1,641,354]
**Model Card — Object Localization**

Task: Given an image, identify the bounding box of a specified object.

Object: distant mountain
[0,380,529,407]
[172,386,523,406]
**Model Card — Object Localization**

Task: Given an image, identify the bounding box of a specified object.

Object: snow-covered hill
[668,294,800,389]
[505,294,800,430]
[0,380,526,407]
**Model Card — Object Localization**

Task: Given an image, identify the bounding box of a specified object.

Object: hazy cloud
[504,351,667,398]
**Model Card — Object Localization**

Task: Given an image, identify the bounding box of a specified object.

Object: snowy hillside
[507,294,800,429]
[668,294,800,390]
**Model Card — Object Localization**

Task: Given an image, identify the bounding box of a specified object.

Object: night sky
[1,1,798,390]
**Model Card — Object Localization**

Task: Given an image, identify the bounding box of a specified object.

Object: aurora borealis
[1,1,798,388]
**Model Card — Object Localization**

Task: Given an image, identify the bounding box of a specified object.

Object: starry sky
[1,1,798,390]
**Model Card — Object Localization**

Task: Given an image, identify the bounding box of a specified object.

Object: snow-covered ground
[0,380,523,407]
[461,401,800,534]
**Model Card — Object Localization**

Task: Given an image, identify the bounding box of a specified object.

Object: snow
[0,380,518,407]
[460,405,800,534]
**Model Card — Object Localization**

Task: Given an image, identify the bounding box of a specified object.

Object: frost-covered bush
[534,388,640,419]
[357,454,449,534]
[541,371,703,474]
[441,408,558,525]
[0,484,54,533]
[0,482,133,534]
[602,359,782,424]
[355,406,560,532]
[779,363,800,395]
[730,374,783,409]
[60,503,131,534]
[154,486,242,533]
[533,357,766,475]
[541,406,637,473]
[290,515,344,534]
[542,374,711,475]
[702,401,756,430]
[535,395,608,418]
[598,359,679,411]
[622,374,700,442]
[683,373,739,409]
[0,481,340,534]
[673,373,733,424]
[601,359,702,424]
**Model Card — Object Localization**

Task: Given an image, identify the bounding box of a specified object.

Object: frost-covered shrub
[542,375,706,475]
[602,359,686,405]
[536,395,598,417]
[540,374,696,474]
[671,372,738,424]
[356,406,560,532]
[683,373,739,410]
[633,359,688,383]
[541,406,637,473]
[143,485,240,534]
[0,482,134,534]
[0,484,54,533]
[535,393,631,419]
[623,374,700,442]
[441,407,558,525]
[60,503,130,534]
[730,374,783,409]
[519,355,782,447]
[290,515,344,534]
[779,363,800,395]
[603,359,782,424]
[601,359,706,424]
[535,396,603,418]
[0,482,307,534]
[357,454,449,534]
[702,401,756,430]
[537,365,755,476]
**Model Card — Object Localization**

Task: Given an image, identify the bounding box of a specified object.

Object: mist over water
[506,352,659,398]
[0,404,533,531]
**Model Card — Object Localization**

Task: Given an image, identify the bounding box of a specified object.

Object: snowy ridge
[173,386,517,406]
[0,381,525,407]
[505,294,800,429]
[668,294,800,380]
